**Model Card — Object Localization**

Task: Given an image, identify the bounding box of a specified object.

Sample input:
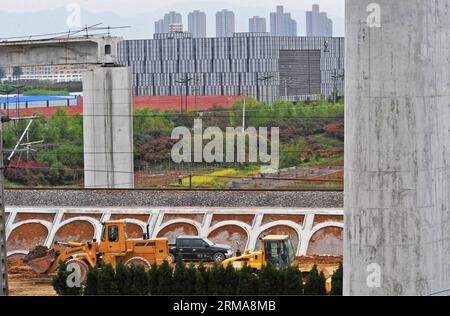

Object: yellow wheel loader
[23,220,170,282]
[221,235,296,270]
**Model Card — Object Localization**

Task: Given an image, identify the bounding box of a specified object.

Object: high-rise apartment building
[188,10,207,38]
[249,16,267,33]
[270,5,297,36]
[216,9,235,38]
[155,19,164,34]
[306,4,333,37]
[154,11,183,34]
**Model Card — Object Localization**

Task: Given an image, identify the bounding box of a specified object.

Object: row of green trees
[3,99,344,186]
[52,259,343,296]
[4,110,83,186]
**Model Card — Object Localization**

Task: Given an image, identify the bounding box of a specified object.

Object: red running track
[7,95,243,117]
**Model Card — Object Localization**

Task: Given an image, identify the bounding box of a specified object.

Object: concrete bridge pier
[82,66,134,189]
[0,199,7,295]
[345,0,450,295]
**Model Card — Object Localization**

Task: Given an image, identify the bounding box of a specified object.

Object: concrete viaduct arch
[5,207,344,258]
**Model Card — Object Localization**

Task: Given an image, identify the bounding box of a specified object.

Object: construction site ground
[7,255,342,296]
[8,256,56,296]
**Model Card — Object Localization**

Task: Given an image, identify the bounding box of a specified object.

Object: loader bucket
[23,246,57,274]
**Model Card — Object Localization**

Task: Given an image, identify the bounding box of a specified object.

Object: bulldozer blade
[28,255,56,274]
[23,246,57,274]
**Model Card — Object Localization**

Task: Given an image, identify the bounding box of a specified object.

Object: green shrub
[331,263,343,296]
[172,256,187,295]
[195,269,207,295]
[236,266,258,295]
[131,265,149,295]
[157,260,173,295]
[115,261,132,295]
[51,261,82,296]
[97,264,119,295]
[258,264,281,295]
[81,260,329,296]
[223,264,239,295]
[304,265,326,295]
[185,263,198,294]
[148,263,160,295]
[208,263,227,295]
[83,267,99,296]
[282,266,303,295]
[196,262,209,295]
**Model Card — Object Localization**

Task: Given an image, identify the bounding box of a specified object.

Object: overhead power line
[0,24,131,42]
[5,165,343,183]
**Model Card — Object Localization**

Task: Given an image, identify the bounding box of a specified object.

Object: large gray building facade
[118,33,344,103]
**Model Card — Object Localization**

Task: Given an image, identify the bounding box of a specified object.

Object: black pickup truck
[169,236,233,263]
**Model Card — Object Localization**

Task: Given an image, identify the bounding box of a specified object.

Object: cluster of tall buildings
[154,5,332,38]
[154,11,183,34]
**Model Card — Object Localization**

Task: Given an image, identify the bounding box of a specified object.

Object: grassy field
[169,167,261,189]
[22,89,70,96]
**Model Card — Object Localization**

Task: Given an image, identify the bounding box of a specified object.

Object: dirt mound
[8,256,36,276]
[294,255,343,266]
[23,245,49,263]
[294,256,343,279]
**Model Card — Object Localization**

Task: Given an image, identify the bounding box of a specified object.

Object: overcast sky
[0,1,345,39]
[0,0,344,17]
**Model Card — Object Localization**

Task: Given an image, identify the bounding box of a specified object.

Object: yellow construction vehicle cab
[221,235,295,270]
[24,220,170,282]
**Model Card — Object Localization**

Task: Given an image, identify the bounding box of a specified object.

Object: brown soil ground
[294,256,343,279]
[135,170,211,187]
[7,256,56,296]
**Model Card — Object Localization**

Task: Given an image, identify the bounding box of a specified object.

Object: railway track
[5,187,343,192]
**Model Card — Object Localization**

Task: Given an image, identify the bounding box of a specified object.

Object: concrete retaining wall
[4,190,344,258]
[5,206,343,258]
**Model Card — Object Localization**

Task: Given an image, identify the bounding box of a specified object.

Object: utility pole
[257,75,274,104]
[194,75,199,112]
[0,87,14,117]
[185,75,189,112]
[284,79,288,101]
[331,69,344,104]
[283,77,292,101]
[241,87,247,132]
[0,109,32,296]
[0,111,9,296]
[176,76,192,112]
[10,85,25,117]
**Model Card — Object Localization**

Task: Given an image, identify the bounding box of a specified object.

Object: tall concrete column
[83,66,134,189]
[345,0,450,295]
[0,121,7,295]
